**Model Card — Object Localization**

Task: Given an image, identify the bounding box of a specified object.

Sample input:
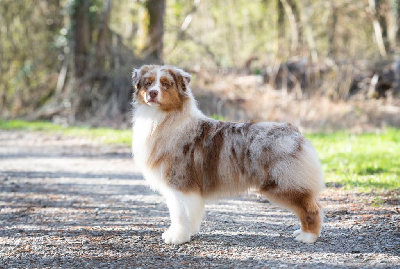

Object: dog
[131,65,325,245]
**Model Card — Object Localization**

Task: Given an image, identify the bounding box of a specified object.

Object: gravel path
[0,130,399,268]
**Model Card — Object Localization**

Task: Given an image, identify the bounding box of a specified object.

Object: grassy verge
[307,129,400,192]
[0,120,132,145]
[1,120,399,192]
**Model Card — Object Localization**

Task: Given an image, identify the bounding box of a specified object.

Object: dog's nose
[149,90,158,99]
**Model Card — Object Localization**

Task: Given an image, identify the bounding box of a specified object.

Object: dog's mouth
[146,98,160,105]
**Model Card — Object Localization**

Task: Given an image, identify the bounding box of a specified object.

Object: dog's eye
[145,81,152,87]
[161,81,171,88]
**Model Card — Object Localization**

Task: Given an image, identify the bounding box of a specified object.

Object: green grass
[210,114,227,121]
[1,120,399,192]
[306,129,400,192]
[0,120,132,145]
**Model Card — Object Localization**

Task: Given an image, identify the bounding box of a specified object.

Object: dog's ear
[132,68,141,91]
[172,67,192,92]
[181,70,191,91]
[132,66,147,91]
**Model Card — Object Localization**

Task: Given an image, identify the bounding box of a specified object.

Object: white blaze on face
[146,68,163,105]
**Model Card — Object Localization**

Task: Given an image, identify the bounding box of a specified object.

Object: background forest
[1,0,400,131]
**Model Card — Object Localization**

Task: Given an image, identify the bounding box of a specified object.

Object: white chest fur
[132,105,167,191]
[132,102,205,193]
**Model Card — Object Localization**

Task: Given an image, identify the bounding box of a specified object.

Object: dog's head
[132,65,192,112]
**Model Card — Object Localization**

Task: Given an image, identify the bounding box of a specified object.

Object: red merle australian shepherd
[131,65,325,245]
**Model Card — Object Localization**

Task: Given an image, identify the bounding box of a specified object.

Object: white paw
[293,229,302,236]
[293,230,318,243]
[190,222,202,236]
[191,227,200,236]
[162,227,191,245]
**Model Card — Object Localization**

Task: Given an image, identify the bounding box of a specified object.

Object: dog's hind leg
[261,189,323,243]
[161,189,203,244]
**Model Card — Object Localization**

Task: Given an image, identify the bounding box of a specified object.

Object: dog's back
[145,117,324,199]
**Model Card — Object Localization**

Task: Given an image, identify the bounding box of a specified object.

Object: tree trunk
[72,0,91,77]
[277,0,285,41]
[95,0,113,67]
[397,0,400,45]
[369,0,388,56]
[383,0,397,50]
[145,0,166,63]
[300,0,318,62]
[280,0,301,53]
[377,0,395,52]
[328,1,338,57]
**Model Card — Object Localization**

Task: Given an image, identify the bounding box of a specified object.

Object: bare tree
[145,0,166,63]
[72,0,91,77]
[397,0,400,45]
[300,0,318,62]
[280,0,302,53]
[328,1,338,57]
[368,0,388,56]
[277,0,286,41]
[95,0,113,67]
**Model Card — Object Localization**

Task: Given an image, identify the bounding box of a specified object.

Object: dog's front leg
[161,189,203,244]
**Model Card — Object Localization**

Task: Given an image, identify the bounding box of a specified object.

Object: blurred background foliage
[0,0,399,130]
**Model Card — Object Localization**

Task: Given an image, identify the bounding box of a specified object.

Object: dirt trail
[0,130,399,268]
